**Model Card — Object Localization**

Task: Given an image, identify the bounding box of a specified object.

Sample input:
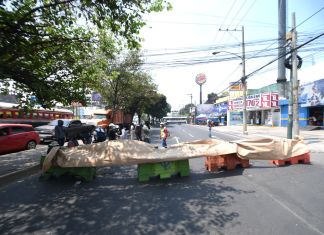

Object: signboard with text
[228,92,278,111]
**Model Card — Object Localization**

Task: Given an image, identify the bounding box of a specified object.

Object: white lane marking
[172,136,180,144]
[180,128,194,137]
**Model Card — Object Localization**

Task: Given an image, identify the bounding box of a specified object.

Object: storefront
[280,78,324,127]
[228,92,280,126]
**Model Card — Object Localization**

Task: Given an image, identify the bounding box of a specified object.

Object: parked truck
[84,109,132,128]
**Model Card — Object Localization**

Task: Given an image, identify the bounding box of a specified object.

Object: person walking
[54,119,65,146]
[160,122,169,148]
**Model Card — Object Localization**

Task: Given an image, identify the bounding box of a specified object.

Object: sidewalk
[213,125,324,153]
[0,147,47,187]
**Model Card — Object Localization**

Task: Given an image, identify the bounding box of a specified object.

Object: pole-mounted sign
[195,73,206,104]
[195,73,207,85]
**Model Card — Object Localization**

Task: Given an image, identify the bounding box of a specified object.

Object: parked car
[35,119,95,143]
[0,124,40,155]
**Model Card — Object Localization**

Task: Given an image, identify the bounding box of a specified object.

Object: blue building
[279,78,324,127]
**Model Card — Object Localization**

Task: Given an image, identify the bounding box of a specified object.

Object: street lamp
[212,49,248,135]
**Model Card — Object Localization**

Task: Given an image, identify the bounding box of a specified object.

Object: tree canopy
[205,92,218,104]
[0,0,171,108]
[89,44,170,122]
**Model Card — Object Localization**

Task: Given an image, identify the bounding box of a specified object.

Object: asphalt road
[1,124,324,235]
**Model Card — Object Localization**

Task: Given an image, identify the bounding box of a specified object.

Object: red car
[0,124,40,155]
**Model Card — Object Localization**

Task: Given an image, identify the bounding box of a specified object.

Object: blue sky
[140,0,324,110]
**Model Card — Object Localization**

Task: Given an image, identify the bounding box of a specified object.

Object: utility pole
[291,12,299,138]
[241,26,248,135]
[218,26,247,134]
[186,93,193,124]
[277,0,287,98]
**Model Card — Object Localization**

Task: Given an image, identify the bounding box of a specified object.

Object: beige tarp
[42,138,309,173]
[235,137,309,160]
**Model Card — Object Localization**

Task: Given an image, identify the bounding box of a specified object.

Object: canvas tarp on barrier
[235,137,309,160]
[42,138,309,173]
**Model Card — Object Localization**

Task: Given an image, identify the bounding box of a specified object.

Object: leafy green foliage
[145,93,171,119]
[0,0,171,108]
[179,103,192,116]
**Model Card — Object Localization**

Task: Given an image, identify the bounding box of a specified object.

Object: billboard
[196,103,227,122]
[300,78,324,107]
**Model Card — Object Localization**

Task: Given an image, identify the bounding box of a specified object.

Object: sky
[139,0,324,110]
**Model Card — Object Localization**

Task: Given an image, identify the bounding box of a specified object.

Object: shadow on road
[0,164,255,234]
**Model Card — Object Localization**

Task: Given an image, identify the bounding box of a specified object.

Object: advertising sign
[300,78,324,107]
[228,92,278,111]
[196,103,227,123]
[229,81,242,91]
[195,73,207,85]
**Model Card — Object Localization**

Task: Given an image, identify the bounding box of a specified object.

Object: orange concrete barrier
[205,153,250,172]
[269,152,311,166]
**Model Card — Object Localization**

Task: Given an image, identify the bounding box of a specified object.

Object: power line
[211,0,238,44]
[212,31,324,97]
[234,0,258,29]
[246,32,324,79]
[295,5,324,30]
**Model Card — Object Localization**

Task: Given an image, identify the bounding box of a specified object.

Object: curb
[0,164,40,188]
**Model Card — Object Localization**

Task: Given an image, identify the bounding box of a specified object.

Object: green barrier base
[40,156,96,182]
[137,159,190,182]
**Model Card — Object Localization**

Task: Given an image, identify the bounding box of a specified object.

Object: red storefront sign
[228,92,278,111]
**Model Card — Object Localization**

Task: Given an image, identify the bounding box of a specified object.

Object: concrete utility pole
[277,0,287,98]
[241,26,248,135]
[186,93,193,122]
[215,26,247,135]
[291,12,300,138]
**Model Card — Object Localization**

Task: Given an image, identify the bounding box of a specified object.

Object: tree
[179,104,192,116]
[145,93,171,122]
[205,92,218,104]
[89,46,163,123]
[0,0,171,108]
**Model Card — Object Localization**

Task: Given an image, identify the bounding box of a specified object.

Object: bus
[162,116,188,125]
[0,104,73,127]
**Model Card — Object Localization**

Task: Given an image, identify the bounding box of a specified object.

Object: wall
[280,103,308,127]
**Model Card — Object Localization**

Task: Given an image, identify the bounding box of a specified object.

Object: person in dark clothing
[54,119,65,146]
[108,124,117,140]
[94,125,107,142]
[81,130,93,144]
[135,124,142,141]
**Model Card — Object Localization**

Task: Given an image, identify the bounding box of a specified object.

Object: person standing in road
[108,123,117,140]
[54,119,65,146]
[160,122,169,148]
[120,126,127,140]
[93,125,107,142]
[135,124,142,141]
[142,121,151,143]
[207,120,213,138]
[129,123,135,140]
